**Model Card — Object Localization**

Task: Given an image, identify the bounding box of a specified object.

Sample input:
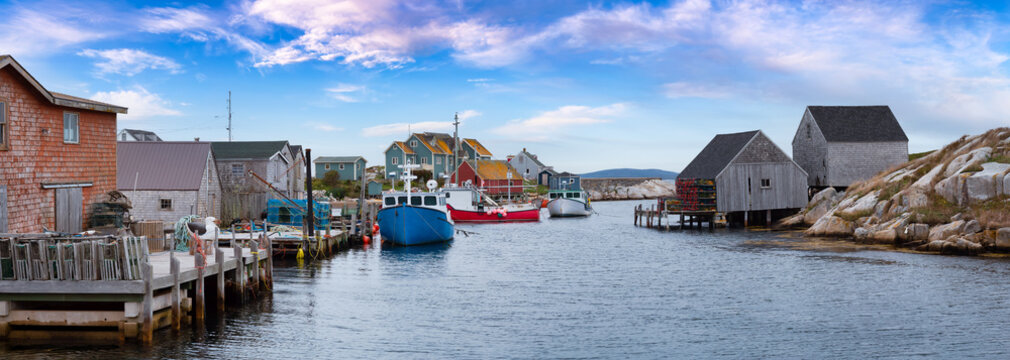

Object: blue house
[315,156,366,181]
[549,172,581,191]
[384,133,494,182]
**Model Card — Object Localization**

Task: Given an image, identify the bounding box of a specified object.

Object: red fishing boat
[442,185,541,222]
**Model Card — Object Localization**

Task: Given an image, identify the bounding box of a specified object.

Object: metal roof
[463,138,493,157]
[211,141,288,160]
[678,130,760,179]
[316,156,365,163]
[117,142,214,191]
[0,55,128,114]
[806,106,908,142]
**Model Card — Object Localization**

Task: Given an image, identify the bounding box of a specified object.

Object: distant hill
[580,168,679,179]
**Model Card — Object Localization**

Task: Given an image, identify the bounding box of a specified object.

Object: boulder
[996,228,1010,250]
[934,174,968,205]
[868,229,897,244]
[963,219,982,234]
[810,187,838,206]
[965,163,1010,203]
[928,220,965,241]
[911,165,942,190]
[954,237,984,255]
[838,192,879,217]
[806,216,855,237]
[921,240,949,252]
[777,214,805,229]
[903,223,930,241]
[854,227,870,241]
[1004,173,1010,196]
[944,147,992,177]
[803,200,832,225]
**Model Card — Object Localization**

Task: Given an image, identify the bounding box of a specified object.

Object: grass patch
[987,154,1010,164]
[909,150,935,161]
[961,162,983,173]
[974,196,1010,229]
[879,177,913,200]
[911,192,963,225]
[837,209,873,223]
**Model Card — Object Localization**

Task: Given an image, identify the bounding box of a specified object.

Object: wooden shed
[676,130,807,222]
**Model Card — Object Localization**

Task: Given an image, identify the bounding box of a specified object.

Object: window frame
[391,157,398,165]
[338,164,345,170]
[160,199,173,210]
[420,157,427,165]
[325,164,330,170]
[760,178,771,189]
[231,164,245,177]
[0,100,7,151]
[63,111,80,144]
[410,140,417,147]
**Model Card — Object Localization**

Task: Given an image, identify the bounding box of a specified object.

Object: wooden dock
[0,235,272,343]
[633,204,720,230]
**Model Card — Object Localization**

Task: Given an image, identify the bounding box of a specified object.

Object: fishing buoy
[372,224,379,234]
[362,235,371,244]
[296,247,305,260]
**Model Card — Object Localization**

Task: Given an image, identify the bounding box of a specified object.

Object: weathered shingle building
[792,106,909,189]
[509,148,549,180]
[0,55,127,233]
[117,142,221,223]
[118,129,162,142]
[678,130,807,215]
[211,141,296,222]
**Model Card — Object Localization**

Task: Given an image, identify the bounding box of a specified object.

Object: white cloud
[78,49,182,76]
[325,84,365,103]
[493,103,627,142]
[90,87,181,120]
[0,7,107,56]
[305,122,343,132]
[362,121,455,137]
[140,6,269,59]
[457,109,480,120]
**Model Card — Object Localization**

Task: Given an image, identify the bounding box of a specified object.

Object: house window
[231,164,245,177]
[436,157,442,165]
[420,157,428,164]
[0,101,6,150]
[63,112,79,143]
[325,164,330,170]
[410,140,417,147]
[761,179,771,188]
[392,157,399,165]
[339,164,345,170]
[160,199,173,210]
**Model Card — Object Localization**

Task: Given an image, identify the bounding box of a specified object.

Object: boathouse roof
[678,130,760,179]
[117,142,214,191]
[464,138,493,157]
[315,156,365,164]
[0,55,128,113]
[211,141,289,160]
[806,106,908,142]
[471,159,521,180]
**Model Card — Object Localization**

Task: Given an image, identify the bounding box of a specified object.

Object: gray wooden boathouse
[791,105,908,189]
[677,130,808,225]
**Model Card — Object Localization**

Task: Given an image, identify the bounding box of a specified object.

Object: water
[5,200,1010,358]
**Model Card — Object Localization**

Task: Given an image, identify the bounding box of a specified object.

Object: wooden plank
[0,280,145,294]
[5,310,125,326]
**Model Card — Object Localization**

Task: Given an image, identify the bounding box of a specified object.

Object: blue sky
[4,0,1009,173]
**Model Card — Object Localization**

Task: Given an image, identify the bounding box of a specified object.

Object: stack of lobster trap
[0,235,149,281]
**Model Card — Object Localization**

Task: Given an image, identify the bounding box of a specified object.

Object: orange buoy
[362,235,371,244]
[372,224,379,234]
[541,199,549,208]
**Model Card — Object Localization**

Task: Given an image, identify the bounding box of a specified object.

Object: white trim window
[760,178,771,189]
[63,112,79,143]
[325,164,330,170]
[231,164,245,177]
[339,164,345,170]
[420,157,428,164]
[0,101,6,149]
[410,140,417,147]
[391,157,399,165]
[435,157,442,165]
[160,199,173,210]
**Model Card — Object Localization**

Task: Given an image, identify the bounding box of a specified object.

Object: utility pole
[226,91,233,142]
[452,112,460,185]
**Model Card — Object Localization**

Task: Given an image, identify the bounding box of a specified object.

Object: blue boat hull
[377,205,454,246]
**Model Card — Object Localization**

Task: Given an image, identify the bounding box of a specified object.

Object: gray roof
[316,156,365,163]
[289,145,303,157]
[117,142,213,191]
[211,141,288,160]
[122,129,162,141]
[678,130,760,179]
[807,106,908,142]
[0,55,128,114]
[519,150,546,167]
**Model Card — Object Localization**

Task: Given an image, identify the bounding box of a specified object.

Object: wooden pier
[0,234,272,343]
[633,204,720,230]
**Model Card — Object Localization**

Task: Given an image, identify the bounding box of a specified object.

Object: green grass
[961,162,983,173]
[987,154,1010,164]
[879,177,913,200]
[909,150,936,161]
[911,192,963,225]
[837,209,873,222]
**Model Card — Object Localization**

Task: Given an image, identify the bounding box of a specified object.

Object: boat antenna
[452,112,460,185]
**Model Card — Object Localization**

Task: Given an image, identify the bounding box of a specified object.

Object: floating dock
[633,204,720,230]
[0,234,272,343]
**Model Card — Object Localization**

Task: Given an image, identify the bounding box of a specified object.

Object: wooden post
[744,211,749,228]
[140,261,154,343]
[194,252,205,322]
[766,210,771,227]
[170,252,181,331]
[709,215,715,230]
[251,240,260,291]
[215,248,225,312]
[233,245,245,304]
[350,214,358,236]
[665,211,670,231]
[265,235,273,288]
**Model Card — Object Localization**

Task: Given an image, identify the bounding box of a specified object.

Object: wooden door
[55,187,83,233]
[0,186,7,233]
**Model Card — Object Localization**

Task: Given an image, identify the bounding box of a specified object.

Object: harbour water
[4,200,1010,358]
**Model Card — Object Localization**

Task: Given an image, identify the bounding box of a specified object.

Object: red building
[0,55,127,233]
[450,159,523,196]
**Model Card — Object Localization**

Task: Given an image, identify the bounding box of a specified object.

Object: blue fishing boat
[377,163,454,246]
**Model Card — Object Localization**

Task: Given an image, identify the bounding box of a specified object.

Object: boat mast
[452,112,460,185]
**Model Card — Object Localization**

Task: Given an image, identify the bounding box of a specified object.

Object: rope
[173,215,200,251]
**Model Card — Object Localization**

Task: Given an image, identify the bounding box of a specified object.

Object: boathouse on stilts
[654,130,808,229]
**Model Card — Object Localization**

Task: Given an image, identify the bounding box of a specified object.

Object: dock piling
[170,253,181,331]
[216,248,225,312]
[194,252,205,322]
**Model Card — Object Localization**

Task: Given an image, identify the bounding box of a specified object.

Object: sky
[3,0,1009,174]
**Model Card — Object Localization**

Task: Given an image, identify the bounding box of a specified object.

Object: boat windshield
[566,192,580,198]
[398,196,407,205]
[424,196,437,206]
[411,197,423,206]
[384,197,395,206]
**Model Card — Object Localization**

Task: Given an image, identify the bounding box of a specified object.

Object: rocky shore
[583,178,676,200]
[780,128,1010,255]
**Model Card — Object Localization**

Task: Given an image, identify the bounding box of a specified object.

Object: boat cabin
[548,190,586,201]
[382,191,446,209]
